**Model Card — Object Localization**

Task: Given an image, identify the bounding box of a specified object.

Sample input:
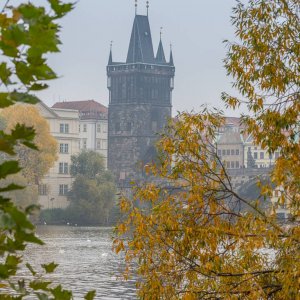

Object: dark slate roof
[169,49,174,66]
[108,49,113,65]
[126,15,155,64]
[156,39,166,63]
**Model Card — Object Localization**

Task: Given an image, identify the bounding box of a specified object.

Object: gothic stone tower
[107,12,175,182]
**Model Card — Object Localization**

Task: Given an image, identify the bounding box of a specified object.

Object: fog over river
[21,226,136,299]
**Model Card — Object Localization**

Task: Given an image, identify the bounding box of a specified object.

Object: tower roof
[156,39,166,63]
[169,48,174,66]
[108,48,113,65]
[126,15,155,64]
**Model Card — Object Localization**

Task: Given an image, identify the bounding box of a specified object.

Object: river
[21,226,137,300]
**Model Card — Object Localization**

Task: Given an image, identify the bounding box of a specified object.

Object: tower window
[126,122,132,132]
[115,122,121,132]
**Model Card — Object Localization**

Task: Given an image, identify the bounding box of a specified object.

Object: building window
[59,184,68,196]
[226,161,230,169]
[226,149,230,155]
[79,124,81,132]
[103,124,107,133]
[38,184,48,195]
[231,149,235,155]
[83,139,87,149]
[222,149,226,156]
[96,139,101,150]
[102,140,107,150]
[231,161,235,169]
[254,152,258,159]
[126,122,132,132]
[236,149,239,155]
[151,121,157,132]
[97,123,101,133]
[217,149,221,156]
[59,162,69,174]
[236,161,240,168]
[260,152,264,159]
[60,124,69,133]
[59,143,69,153]
[83,124,87,132]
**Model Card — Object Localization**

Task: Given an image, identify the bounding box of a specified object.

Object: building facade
[52,100,108,167]
[107,13,175,182]
[37,102,80,209]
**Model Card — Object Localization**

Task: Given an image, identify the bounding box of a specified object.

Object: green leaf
[0,161,21,179]
[15,61,34,85]
[0,183,24,193]
[48,0,74,18]
[0,63,12,85]
[26,263,37,276]
[50,285,72,300]
[30,280,51,291]
[10,92,40,105]
[29,83,49,91]
[0,93,14,108]
[84,290,96,300]
[0,212,16,229]
[41,262,58,274]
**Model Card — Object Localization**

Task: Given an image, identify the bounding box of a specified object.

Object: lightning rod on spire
[135,0,138,15]
[160,27,163,40]
[146,1,149,16]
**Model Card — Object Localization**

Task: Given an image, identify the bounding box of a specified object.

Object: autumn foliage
[1,105,57,184]
[114,0,300,299]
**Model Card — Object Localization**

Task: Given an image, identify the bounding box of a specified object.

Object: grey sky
[30,0,238,115]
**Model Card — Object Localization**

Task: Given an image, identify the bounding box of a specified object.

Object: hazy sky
[24,0,239,115]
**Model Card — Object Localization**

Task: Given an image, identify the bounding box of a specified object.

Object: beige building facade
[37,102,80,209]
[52,100,108,168]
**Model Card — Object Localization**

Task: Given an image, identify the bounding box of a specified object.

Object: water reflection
[22,226,136,299]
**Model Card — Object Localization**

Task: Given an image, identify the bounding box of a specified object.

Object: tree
[114,1,300,299]
[1,105,57,184]
[1,173,38,209]
[70,150,105,179]
[0,0,95,298]
[68,151,116,225]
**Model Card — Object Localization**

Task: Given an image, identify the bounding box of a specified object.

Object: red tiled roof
[52,100,107,114]
[52,100,108,120]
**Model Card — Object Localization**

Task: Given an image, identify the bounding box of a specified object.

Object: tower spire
[108,41,113,65]
[156,28,166,63]
[135,0,138,15]
[169,43,174,66]
[146,1,149,16]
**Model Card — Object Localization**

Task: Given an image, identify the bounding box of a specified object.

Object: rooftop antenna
[135,0,138,15]
[146,1,149,16]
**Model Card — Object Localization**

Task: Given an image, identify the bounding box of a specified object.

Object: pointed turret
[126,15,155,64]
[108,49,113,65]
[156,39,166,63]
[169,47,174,66]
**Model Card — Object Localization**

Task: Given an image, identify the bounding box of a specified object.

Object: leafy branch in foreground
[114,0,299,299]
[114,110,299,299]
[0,1,95,299]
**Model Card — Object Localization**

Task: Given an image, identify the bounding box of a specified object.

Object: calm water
[21,226,137,300]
